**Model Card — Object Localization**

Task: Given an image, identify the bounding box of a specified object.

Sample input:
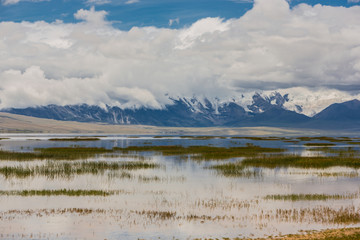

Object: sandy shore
[0,112,331,136]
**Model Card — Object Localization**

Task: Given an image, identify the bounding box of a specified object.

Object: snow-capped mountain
[169,92,292,115]
[170,88,359,118]
[2,92,360,129]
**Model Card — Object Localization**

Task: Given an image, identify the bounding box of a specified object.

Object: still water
[0,134,359,239]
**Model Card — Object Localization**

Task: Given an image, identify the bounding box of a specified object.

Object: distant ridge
[0,112,312,135]
[301,99,360,129]
[2,95,360,130]
[313,99,360,121]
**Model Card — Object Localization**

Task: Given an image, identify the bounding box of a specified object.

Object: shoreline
[0,112,343,136]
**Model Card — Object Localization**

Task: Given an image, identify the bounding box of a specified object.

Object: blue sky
[1,0,359,29]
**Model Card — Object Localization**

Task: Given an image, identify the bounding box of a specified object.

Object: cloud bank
[1,0,360,114]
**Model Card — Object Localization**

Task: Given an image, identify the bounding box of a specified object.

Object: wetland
[0,134,360,239]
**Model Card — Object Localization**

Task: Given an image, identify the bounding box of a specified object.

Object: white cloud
[74,6,108,26]
[275,88,360,116]
[175,17,230,49]
[168,18,179,27]
[348,0,360,3]
[125,0,138,4]
[1,0,360,113]
[2,0,19,5]
[1,0,48,5]
[85,0,111,5]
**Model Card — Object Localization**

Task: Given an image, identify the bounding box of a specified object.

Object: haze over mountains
[3,92,360,129]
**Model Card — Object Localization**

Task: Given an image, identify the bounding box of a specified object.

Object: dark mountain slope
[3,96,360,130]
[313,99,360,121]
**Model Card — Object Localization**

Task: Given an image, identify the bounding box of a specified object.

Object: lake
[0,134,359,239]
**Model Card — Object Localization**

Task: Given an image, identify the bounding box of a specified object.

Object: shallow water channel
[0,134,359,239]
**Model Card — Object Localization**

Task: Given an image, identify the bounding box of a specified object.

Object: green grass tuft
[265,193,358,201]
[115,144,285,160]
[209,162,261,178]
[0,147,112,161]
[0,161,159,178]
[304,143,336,147]
[242,155,360,169]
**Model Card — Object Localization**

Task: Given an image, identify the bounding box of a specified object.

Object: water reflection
[0,134,359,239]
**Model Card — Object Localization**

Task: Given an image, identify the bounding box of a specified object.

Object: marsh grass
[273,228,360,240]
[307,147,356,153]
[283,140,300,143]
[345,142,360,145]
[115,144,285,160]
[0,189,122,196]
[307,147,359,158]
[242,155,360,169]
[48,137,100,141]
[297,137,353,142]
[274,206,360,224]
[137,175,185,183]
[209,162,261,178]
[0,147,150,161]
[0,147,112,161]
[132,210,176,220]
[0,161,159,178]
[289,170,359,178]
[264,193,359,201]
[199,227,360,240]
[304,143,336,147]
[116,154,151,161]
[315,172,359,178]
[179,136,226,140]
[0,144,285,162]
[137,175,161,182]
[1,208,105,216]
[193,198,252,210]
[231,136,288,141]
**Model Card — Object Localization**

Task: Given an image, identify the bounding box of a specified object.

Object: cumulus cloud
[74,6,109,26]
[0,0,360,113]
[176,17,230,49]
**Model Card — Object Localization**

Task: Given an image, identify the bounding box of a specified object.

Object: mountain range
[2,93,360,130]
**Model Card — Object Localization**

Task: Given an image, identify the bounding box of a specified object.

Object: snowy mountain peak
[173,92,293,116]
[3,94,360,129]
